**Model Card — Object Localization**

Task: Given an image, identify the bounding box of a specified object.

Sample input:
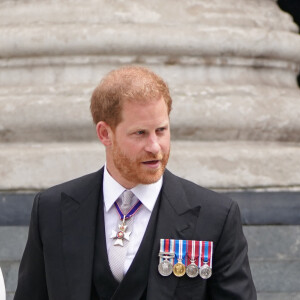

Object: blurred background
[0,1,300,299]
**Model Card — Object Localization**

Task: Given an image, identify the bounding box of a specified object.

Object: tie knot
[121,190,134,211]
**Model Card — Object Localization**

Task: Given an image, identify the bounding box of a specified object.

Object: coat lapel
[147,170,201,299]
[61,169,103,300]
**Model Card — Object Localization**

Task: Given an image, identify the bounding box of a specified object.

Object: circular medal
[158,260,173,276]
[186,263,199,278]
[199,264,212,279]
[173,262,186,277]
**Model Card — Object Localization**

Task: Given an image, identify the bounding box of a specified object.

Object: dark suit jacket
[14,168,256,300]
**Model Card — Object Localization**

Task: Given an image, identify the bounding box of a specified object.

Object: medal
[111,216,131,246]
[199,241,213,279]
[111,196,142,246]
[158,239,175,276]
[186,263,198,277]
[199,263,212,279]
[158,259,173,276]
[173,240,186,277]
[158,239,213,279]
[186,240,199,278]
[173,261,185,277]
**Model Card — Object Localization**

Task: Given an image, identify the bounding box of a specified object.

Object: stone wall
[0,0,300,299]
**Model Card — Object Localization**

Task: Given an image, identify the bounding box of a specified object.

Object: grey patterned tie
[108,190,135,282]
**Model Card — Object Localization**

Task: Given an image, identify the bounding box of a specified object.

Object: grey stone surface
[0,0,297,33]
[0,194,34,226]
[250,261,300,293]
[0,227,28,260]
[0,141,300,190]
[244,226,300,260]
[0,1,299,61]
[6,293,14,300]
[1,85,300,143]
[258,293,300,300]
[0,262,19,293]
[0,0,299,195]
[228,192,300,225]
[244,226,300,293]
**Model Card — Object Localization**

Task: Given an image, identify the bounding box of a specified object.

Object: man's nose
[144,135,160,154]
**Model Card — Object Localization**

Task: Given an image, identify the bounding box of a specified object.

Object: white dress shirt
[103,165,162,274]
[0,267,5,300]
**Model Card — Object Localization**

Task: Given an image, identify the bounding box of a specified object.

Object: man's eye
[157,127,166,133]
[136,130,145,135]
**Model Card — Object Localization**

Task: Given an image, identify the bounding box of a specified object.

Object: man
[14,66,257,299]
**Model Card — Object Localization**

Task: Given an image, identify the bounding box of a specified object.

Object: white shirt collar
[103,165,163,213]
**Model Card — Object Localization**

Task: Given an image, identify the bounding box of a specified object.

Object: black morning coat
[14,168,257,300]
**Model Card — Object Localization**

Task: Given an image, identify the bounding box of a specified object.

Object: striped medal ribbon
[186,240,199,278]
[199,241,213,279]
[158,239,175,276]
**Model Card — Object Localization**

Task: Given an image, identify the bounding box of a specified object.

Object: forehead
[123,97,167,114]
[118,98,169,127]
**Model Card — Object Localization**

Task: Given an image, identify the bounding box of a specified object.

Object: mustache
[140,153,164,161]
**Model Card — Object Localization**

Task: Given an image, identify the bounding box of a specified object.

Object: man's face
[106,97,170,188]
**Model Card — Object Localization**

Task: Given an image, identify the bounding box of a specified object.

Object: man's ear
[96,121,113,146]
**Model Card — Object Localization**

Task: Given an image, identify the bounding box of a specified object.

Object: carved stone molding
[0,0,299,190]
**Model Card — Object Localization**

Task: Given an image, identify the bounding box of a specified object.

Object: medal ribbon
[159,239,165,263]
[159,239,170,263]
[187,240,200,266]
[203,241,209,264]
[209,241,213,268]
[159,239,175,264]
[174,240,187,264]
[114,199,142,220]
[199,241,213,267]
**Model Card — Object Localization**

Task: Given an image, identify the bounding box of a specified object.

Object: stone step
[258,293,300,300]
[1,85,299,142]
[0,141,299,190]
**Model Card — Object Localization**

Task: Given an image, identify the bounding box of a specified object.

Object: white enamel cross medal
[111,195,142,247]
[111,216,131,246]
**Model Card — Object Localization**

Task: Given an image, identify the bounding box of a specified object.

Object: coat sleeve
[14,193,49,300]
[207,201,257,300]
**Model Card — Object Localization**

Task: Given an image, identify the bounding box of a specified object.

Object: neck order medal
[111,198,142,247]
[111,216,131,246]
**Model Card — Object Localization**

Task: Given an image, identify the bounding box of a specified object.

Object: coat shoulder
[37,168,104,209]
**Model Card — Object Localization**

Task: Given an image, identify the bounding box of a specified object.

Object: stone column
[0,0,299,299]
[0,0,299,190]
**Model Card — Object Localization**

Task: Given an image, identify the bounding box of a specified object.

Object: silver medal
[158,250,174,277]
[186,262,199,278]
[199,263,212,279]
[158,259,173,276]
[186,240,199,278]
